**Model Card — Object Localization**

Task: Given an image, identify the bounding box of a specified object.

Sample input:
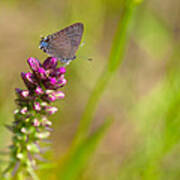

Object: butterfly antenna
[77,55,93,61]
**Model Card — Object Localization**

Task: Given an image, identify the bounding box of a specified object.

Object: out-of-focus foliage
[0,0,180,179]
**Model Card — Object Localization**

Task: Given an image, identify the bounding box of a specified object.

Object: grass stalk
[73,0,141,146]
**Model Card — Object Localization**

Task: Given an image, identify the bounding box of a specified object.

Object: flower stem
[27,167,39,180]
[17,172,24,180]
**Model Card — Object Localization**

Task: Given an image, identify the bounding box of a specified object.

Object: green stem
[27,167,39,180]
[17,172,24,180]
[73,0,140,146]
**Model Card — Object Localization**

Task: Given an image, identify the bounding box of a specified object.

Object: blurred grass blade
[118,45,180,179]
[108,0,136,72]
[133,8,172,60]
[73,0,141,146]
[57,118,113,180]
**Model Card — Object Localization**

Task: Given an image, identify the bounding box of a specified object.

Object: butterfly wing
[46,23,84,60]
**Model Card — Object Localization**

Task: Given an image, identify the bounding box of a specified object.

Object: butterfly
[39,23,84,64]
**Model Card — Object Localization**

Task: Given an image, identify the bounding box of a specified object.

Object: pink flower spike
[10,56,67,174]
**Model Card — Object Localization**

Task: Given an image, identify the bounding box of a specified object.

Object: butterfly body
[39,23,84,64]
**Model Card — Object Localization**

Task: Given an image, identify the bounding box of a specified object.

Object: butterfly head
[39,36,49,52]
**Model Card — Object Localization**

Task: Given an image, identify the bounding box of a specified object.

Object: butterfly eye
[39,40,49,50]
[44,38,49,42]
[41,41,48,47]
[43,36,50,42]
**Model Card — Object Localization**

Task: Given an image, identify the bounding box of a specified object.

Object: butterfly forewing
[45,23,84,60]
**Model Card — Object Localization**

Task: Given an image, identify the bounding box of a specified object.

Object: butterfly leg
[60,59,69,63]
[60,56,76,64]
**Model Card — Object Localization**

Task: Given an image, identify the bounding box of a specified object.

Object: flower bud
[35,87,44,95]
[43,57,58,69]
[27,57,41,72]
[33,102,41,111]
[45,106,58,115]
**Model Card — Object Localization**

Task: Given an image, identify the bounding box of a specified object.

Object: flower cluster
[5,57,66,177]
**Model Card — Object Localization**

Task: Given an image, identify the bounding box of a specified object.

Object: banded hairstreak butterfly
[39,23,84,64]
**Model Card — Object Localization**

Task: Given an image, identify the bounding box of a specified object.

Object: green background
[0,0,180,179]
